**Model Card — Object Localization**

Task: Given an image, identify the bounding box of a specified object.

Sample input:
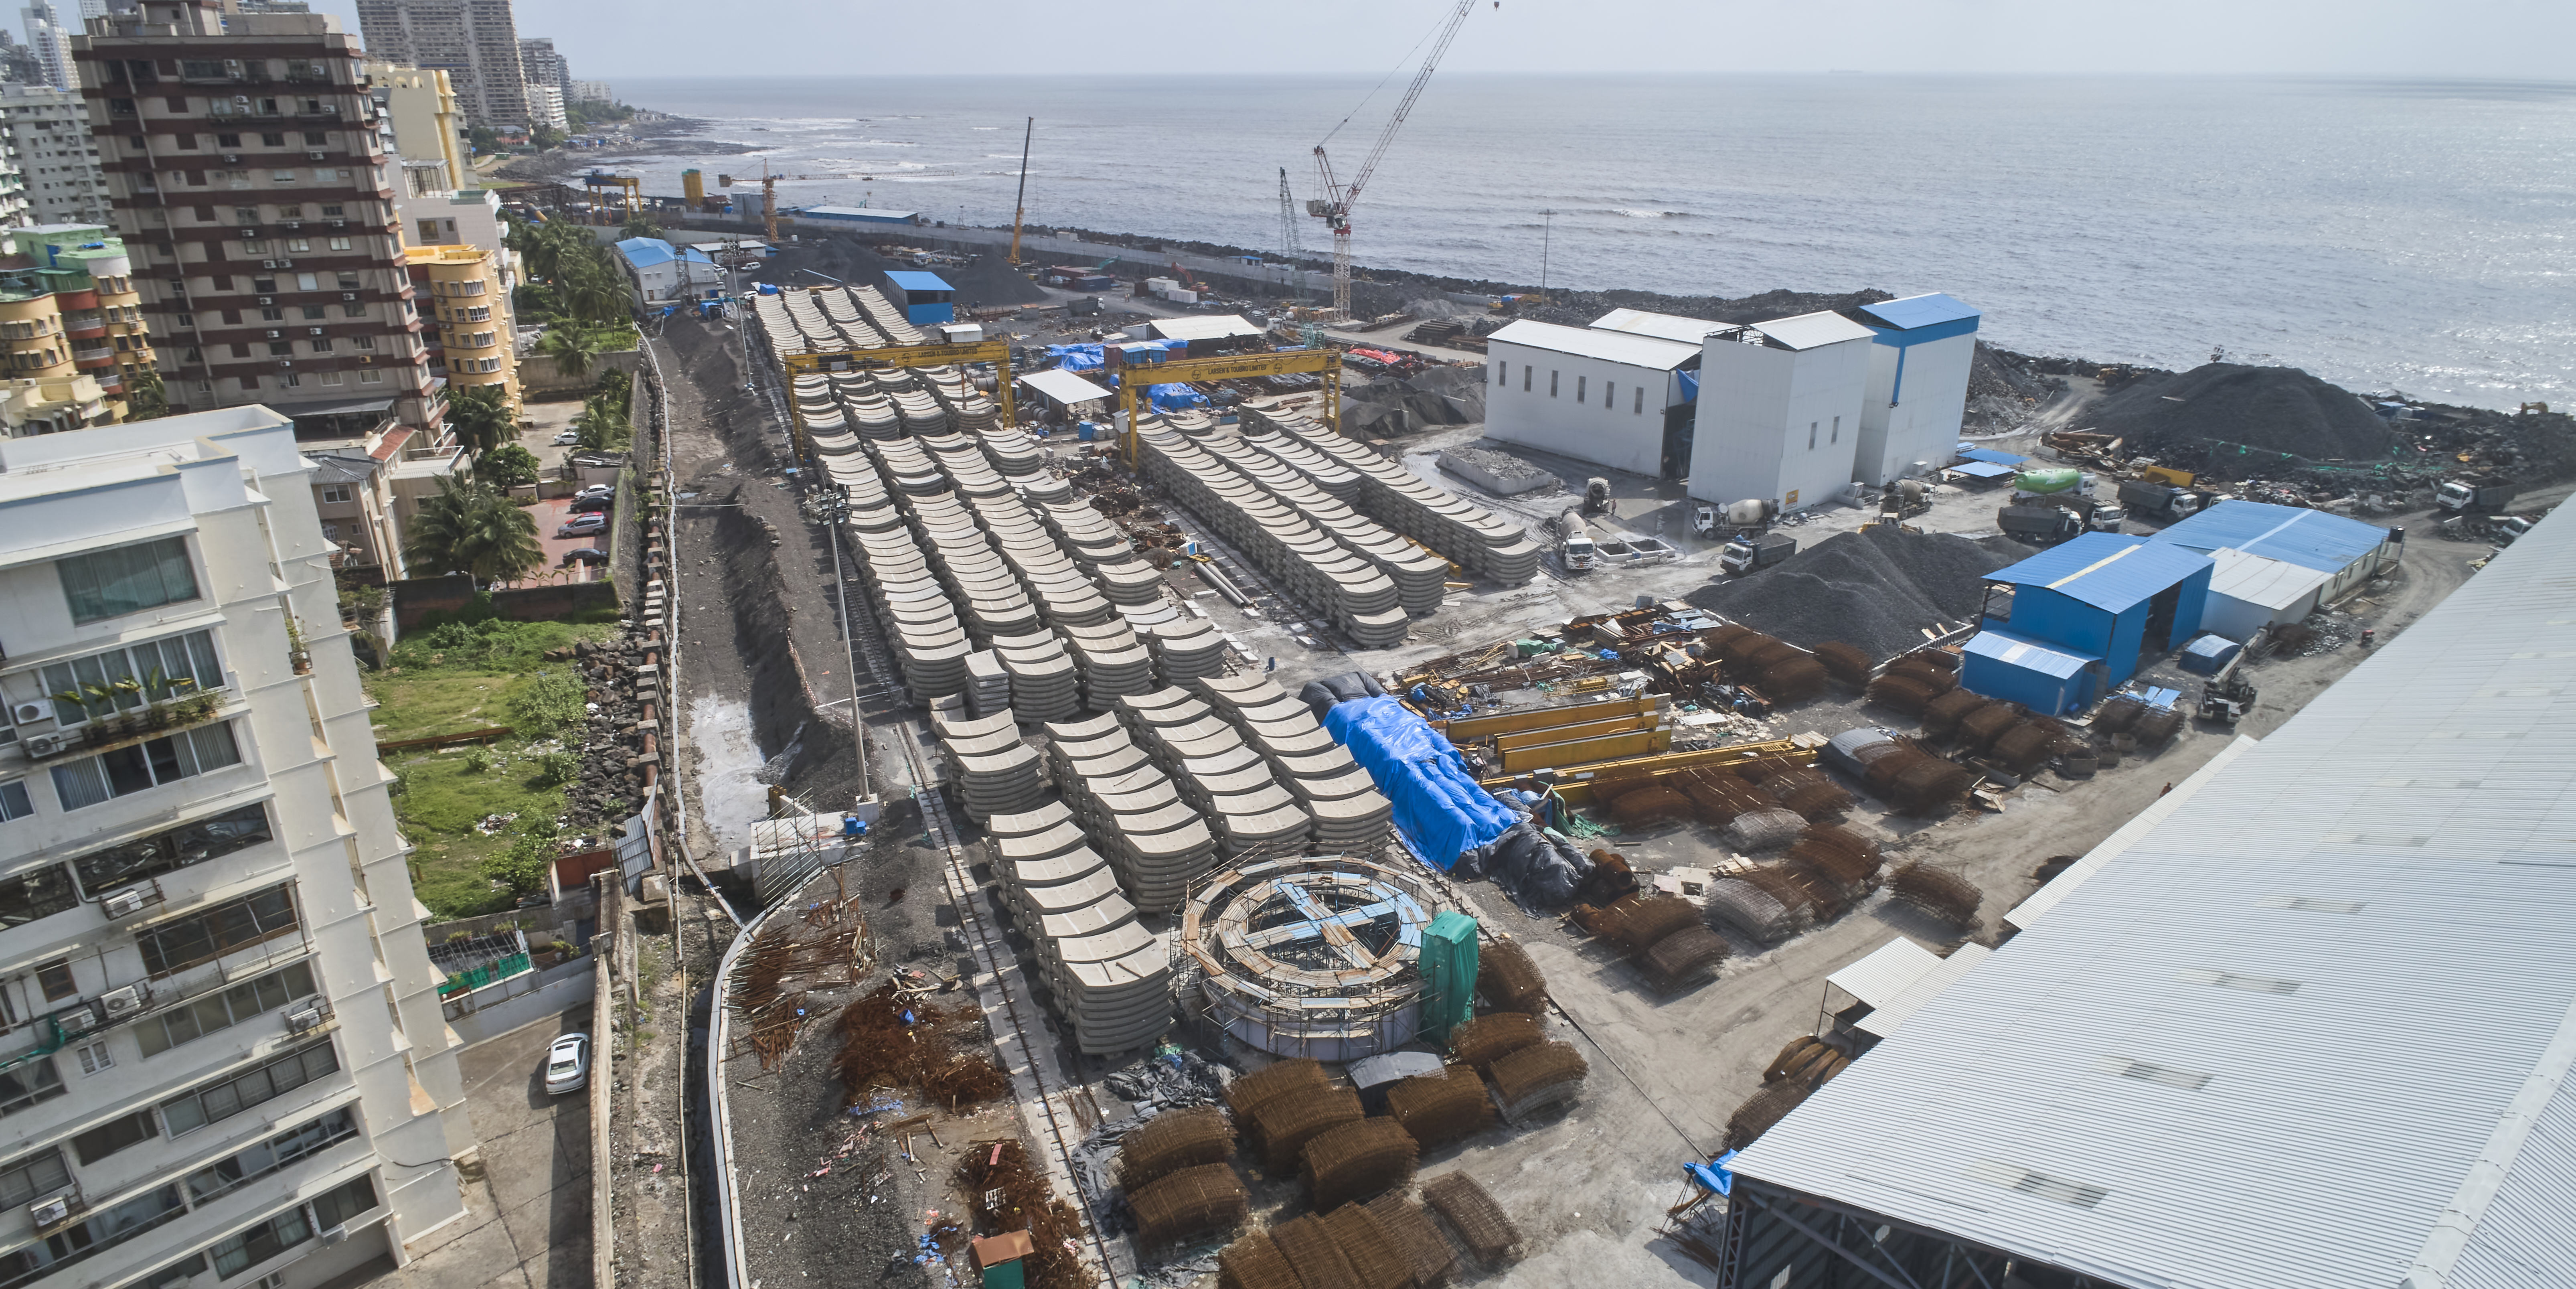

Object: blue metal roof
[1989,532,2214,613]
[1950,461,2017,480]
[1957,448,2029,467]
[616,236,674,267]
[1859,293,1982,331]
[884,271,954,293]
[2147,499,2391,574]
[1963,627,2096,679]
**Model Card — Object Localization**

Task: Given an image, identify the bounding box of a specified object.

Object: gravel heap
[2088,363,2398,468]
[1685,527,2035,658]
[1344,365,1487,438]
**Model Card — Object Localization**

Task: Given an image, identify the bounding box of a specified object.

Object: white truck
[1557,509,1596,571]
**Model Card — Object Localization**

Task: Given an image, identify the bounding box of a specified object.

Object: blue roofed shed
[2147,499,2395,604]
[1962,628,2102,716]
[1955,448,2028,467]
[1981,533,2213,689]
[883,270,956,325]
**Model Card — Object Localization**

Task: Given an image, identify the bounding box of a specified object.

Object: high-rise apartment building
[523,80,558,132]
[348,0,529,132]
[361,60,461,187]
[0,30,47,85]
[0,221,153,421]
[512,34,561,98]
[565,78,609,106]
[403,241,509,407]
[0,115,26,227]
[72,3,450,458]
[1,83,109,225]
[17,1,75,87]
[0,407,474,1289]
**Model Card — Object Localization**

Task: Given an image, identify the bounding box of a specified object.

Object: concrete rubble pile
[932,707,1047,823]
[1116,687,1315,855]
[1195,671,1393,851]
[1244,406,1543,586]
[1135,417,1415,649]
[982,797,1173,1054]
[1043,712,1217,913]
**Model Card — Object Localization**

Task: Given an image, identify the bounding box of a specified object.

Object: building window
[1635,387,1644,415]
[0,782,30,824]
[310,1175,377,1232]
[270,170,295,184]
[1576,375,1586,403]
[352,334,375,351]
[342,302,367,318]
[267,343,292,357]
[1549,370,1558,397]
[319,483,351,505]
[40,628,225,727]
[49,722,245,813]
[0,1184,185,1288]
[136,885,296,977]
[138,961,317,1057]
[160,1038,338,1137]
[182,1107,357,1208]
[70,1110,157,1165]
[73,1042,112,1076]
[1832,414,1840,444]
[0,1059,65,1120]
[74,803,273,894]
[0,1147,69,1208]
[1604,381,1614,409]
[1521,366,1531,393]
[301,305,326,320]
[35,959,75,1001]
[56,536,199,623]
[0,871,77,930]
[1809,422,1817,450]
[208,1207,310,1281]
[358,371,381,384]
[140,1254,207,1289]
[309,338,332,353]
[1495,361,1505,387]
[328,237,351,251]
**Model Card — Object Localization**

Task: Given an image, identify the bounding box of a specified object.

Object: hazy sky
[293,0,2576,82]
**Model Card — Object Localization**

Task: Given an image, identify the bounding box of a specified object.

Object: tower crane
[1307,0,1481,321]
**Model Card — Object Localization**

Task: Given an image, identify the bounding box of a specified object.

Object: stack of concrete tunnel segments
[1199,431,1452,616]
[1193,672,1394,851]
[1044,713,1219,914]
[1144,617,1230,685]
[1240,403,1544,586]
[1134,417,1415,649]
[933,707,1048,824]
[983,799,1173,1055]
[1116,687,1316,856]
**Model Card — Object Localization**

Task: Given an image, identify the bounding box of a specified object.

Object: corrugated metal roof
[883,270,954,293]
[1852,944,1992,1039]
[1956,448,2029,466]
[1750,311,1878,351]
[1487,319,1700,370]
[1950,460,2017,480]
[2005,734,2258,932]
[1963,627,2096,679]
[1732,502,2576,1289]
[1859,292,1983,330]
[2206,546,2335,612]
[1988,531,2213,612]
[1826,938,1945,1009]
[1146,314,1266,343]
[1018,368,1113,404]
[1589,307,1721,345]
[2150,499,2391,573]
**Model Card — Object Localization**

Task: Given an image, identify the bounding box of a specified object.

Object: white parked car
[543,1033,590,1095]
[552,430,582,446]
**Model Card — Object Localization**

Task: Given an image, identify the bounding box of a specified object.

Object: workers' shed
[1016,367,1113,421]
[2196,547,2335,640]
[1484,319,1701,479]
[1688,311,1876,512]
[2147,499,2396,605]
[1961,627,2102,715]
[612,236,719,304]
[882,270,956,325]
[794,205,923,228]
[1142,314,1268,353]
[1979,533,2213,689]
[1849,293,1981,486]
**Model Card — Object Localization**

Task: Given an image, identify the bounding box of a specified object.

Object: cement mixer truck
[1556,509,1597,571]
[1693,497,1780,539]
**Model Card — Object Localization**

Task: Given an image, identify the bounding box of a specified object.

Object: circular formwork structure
[1180,855,1442,1062]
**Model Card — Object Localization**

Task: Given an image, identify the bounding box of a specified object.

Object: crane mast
[1308,0,1480,320]
[1007,117,1034,266]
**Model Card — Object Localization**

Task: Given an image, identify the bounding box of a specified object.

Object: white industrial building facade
[1719,504,2576,1289]
[1479,296,1977,512]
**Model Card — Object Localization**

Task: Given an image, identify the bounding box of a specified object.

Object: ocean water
[612,74,2576,409]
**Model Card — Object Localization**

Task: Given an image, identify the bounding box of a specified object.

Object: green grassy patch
[367,618,615,919]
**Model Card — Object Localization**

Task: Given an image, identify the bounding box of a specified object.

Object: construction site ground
[653,292,2531,1287]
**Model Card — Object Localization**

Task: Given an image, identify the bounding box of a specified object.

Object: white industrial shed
[1721,503,2576,1289]
[1687,311,1875,512]
[1851,293,1981,486]
[1589,306,1719,346]
[2197,546,2335,640]
[1483,319,1699,478]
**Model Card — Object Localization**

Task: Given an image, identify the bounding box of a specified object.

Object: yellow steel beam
[1498,727,1675,774]
[1443,695,1655,741]
[1494,715,1655,754]
[1480,737,1817,806]
[1117,347,1343,466]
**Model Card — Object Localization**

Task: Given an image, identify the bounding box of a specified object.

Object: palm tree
[402,475,544,586]
[537,325,604,381]
[573,393,630,452]
[445,384,515,456]
[619,215,665,241]
[559,268,631,327]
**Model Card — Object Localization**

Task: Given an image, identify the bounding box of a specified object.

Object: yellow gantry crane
[1308,0,1482,320]
[780,339,1021,458]
[1117,348,1343,467]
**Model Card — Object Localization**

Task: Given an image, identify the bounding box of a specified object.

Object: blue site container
[2178,633,2242,675]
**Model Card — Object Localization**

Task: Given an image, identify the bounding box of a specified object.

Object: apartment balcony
[73,347,118,370]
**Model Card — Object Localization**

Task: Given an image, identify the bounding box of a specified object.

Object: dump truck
[2438,475,2517,515]
[1997,503,2084,546]
[2045,492,2124,533]
[1557,509,1596,571]
[2118,478,2205,521]
[1694,497,1780,538]
[1719,531,1797,575]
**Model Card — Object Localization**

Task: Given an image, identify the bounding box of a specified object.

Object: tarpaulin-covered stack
[1250,411,1542,587]
[1323,696,1515,869]
[934,708,1046,823]
[1119,687,1313,855]
[1135,419,1412,649]
[1197,672,1392,852]
[1044,713,1215,913]
[983,800,1171,1054]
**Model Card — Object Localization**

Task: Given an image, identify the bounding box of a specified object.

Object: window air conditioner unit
[98,985,143,1016]
[306,151,324,161]
[340,292,356,301]
[356,355,369,364]
[221,154,239,163]
[277,259,293,268]
[257,296,272,305]
[319,1225,347,1246]
[330,220,344,229]
[10,701,45,724]
[26,1197,68,1229]
[260,259,276,269]
[53,1003,99,1036]
[101,889,146,918]
[265,330,279,338]
[20,731,71,759]
[233,95,249,103]
[280,220,299,230]
[308,327,322,336]
[284,1004,322,1034]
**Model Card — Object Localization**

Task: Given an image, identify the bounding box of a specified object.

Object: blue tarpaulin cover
[1323,697,1515,869]
[1677,370,1700,403]
[1148,383,1209,411]
[1046,343,1105,373]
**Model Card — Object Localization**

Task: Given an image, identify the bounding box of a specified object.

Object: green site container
[980,1263,1024,1289]
[2016,468,2083,495]
[1515,638,1554,658]
[1418,912,1478,1045]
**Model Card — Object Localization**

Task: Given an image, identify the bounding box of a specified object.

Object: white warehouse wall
[1485,341,1681,478]
[1688,334,1870,511]
[1855,330,1975,485]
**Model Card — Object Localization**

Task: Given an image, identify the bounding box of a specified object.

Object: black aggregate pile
[1685,527,2035,659]
[755,235,1051,310]
[2088,363,2399,472]
[1344,365,1486,436]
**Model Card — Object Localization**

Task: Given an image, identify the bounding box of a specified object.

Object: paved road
[384,1010,593,1289]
